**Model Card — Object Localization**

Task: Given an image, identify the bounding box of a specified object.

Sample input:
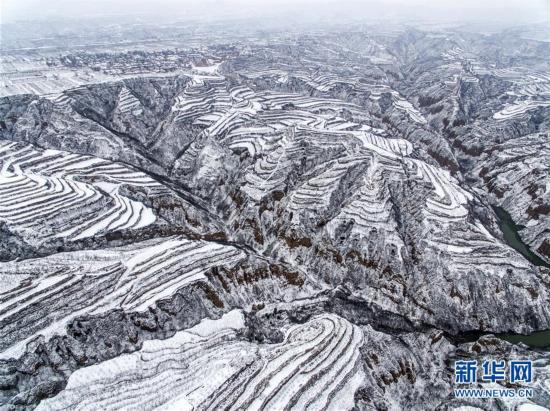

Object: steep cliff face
[0,28,549,410]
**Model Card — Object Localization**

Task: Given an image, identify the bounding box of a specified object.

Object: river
[493,206,550,347]
[492,206,549,268]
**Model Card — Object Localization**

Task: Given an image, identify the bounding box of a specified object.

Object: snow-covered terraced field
[117,87,143,116]
[170,72,426,149]
[287,155,368,215]
[486,67,550,121]
[408,160,472,222]
[0,236,245,358]
[36,311,365,411]
[0,140,158,243]
[494,100,550,120]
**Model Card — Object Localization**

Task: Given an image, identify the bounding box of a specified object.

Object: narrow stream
[499,330,550,348]
[493,206,550,347]
[492,206,549,268]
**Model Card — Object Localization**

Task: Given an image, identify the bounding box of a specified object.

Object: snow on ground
[36,312,365,411]
[0,140,159,242]
[0,236,245,360]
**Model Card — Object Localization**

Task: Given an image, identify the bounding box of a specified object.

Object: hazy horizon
[2,0,550,26]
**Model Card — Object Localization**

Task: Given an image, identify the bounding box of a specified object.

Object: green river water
[492,206,550,348]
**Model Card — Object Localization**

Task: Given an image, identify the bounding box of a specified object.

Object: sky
[1,0,550,25]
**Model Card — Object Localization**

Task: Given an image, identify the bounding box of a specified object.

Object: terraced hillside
[0,24,550,410]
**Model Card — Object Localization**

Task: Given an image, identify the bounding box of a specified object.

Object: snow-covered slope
[0,25,549,411]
